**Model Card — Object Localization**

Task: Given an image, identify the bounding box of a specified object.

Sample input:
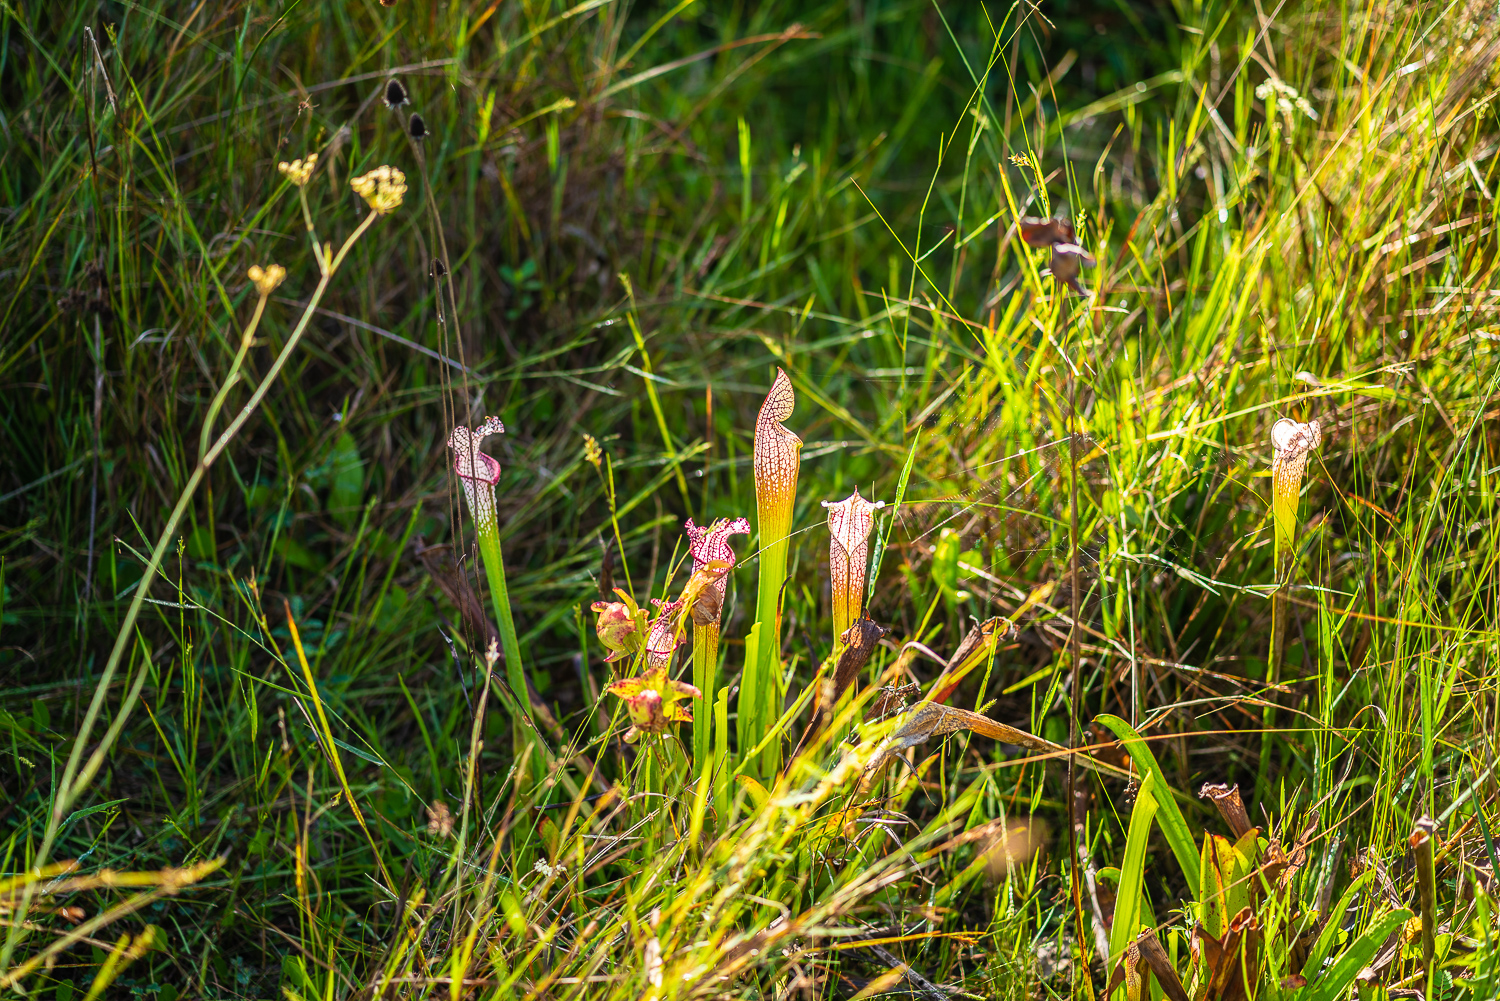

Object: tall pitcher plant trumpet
[449,418,527,712]
[744,368,802,777]
[685,517,749,771]
[1268,418,1322,678]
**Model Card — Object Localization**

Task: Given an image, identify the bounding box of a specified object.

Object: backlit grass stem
[5,185,389,968]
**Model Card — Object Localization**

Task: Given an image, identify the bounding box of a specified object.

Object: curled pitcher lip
[753,368,802,521]
[448,417,507,536]
[684,517,750,626]
[1270,420,1322,526]
[822,488,884,638]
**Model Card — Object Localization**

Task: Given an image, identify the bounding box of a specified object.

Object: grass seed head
[408,112,428,141]
[246,263,286,296]
[350,165,407,214]
[277,154,318,187]
[383,78,409,108]
[582,432,603,470]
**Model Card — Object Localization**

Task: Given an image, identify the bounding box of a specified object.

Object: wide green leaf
[1302,908,1412,1001]
[1096,713,1201,890]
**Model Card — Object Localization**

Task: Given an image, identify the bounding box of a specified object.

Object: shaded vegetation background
[4,0,1500,996]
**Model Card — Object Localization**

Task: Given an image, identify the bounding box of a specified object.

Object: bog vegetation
[4,0,1500,998]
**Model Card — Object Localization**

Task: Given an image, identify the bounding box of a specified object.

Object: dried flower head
[247,263,286,296]
[383,78,409,109]
[684,517,750,626]
[350,165,407,214]
[605,663,700,742]
[822,489,885,641]
[408,112,428,142]
[277,154,318,187]
[425,800,454,838]
[591,588,644,663]
[448,416,506,534]
[1255,78,1317,121]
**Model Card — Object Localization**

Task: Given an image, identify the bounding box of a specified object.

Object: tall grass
[4,0,1500,997]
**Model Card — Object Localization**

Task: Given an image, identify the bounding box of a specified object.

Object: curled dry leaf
[866,701,1134,781]
[1199,782,1254,840]
[791,616,890,761]
[1019,215,1096,295]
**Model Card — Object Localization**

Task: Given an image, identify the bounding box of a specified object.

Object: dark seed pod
[408,112,427,141]
[383,79,408,108]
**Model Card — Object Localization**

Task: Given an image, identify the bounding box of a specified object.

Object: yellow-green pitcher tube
[685,517,749,774]
[1268,418,1322,680]
[745,369,801,778]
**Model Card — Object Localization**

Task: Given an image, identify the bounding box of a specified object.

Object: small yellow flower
[277,154,318,187]
[350,165,407,214]
[246,263,286,297]
[582,433,603,470]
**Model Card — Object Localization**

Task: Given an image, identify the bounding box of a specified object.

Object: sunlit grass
[4,0,1500,997]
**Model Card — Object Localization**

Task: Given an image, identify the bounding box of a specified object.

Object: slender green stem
[475,527,527,717]
[692,622,718,773]
[4,210,379,971]
[748,513,791,778]
[456,643,497,895]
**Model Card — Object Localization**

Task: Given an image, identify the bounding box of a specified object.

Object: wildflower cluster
[1255,78,1317,121]
[277,154,318,187]
[350,165,407,214]
[246,264,285,296]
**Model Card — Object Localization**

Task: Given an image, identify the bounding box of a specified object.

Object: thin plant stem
[475,527,528,727]
[1061,292,1094,994]
[4,210,379,969]
[456,641,498,895]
